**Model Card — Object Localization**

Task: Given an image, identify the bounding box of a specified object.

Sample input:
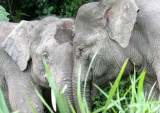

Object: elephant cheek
[38,73,49,87]
[31,63,49,87]
[31,70,49,88]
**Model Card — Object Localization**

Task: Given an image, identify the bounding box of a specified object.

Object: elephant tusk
[51,89,56,112]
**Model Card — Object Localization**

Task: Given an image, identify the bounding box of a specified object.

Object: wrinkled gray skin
[72,0,160,112]
[0,16,75,113]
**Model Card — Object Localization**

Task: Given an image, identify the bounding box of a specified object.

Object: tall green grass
[0,87,10,113]
[42,56,160,113]
[0,87,19,113]
[0,55,160,113]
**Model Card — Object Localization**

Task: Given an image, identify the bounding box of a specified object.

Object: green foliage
[0,87,9,113]
[59,0,99,17]
[91,67,160,113]
[11,10,29,23]
[34,0,56,19]
[1,0,99,22]
[59,0,82,17]
[9,0,57,22]
[0,5,9,22]
[91,75,132,112]
[103,60,128,112]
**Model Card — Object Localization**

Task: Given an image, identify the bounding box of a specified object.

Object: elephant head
[72,0,139,112]
[2,16,75,110]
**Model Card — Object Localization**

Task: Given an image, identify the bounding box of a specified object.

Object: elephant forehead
[40,21,73,46]
[40,36,58,49]
[40,24,57,39]
[39,24,59,46]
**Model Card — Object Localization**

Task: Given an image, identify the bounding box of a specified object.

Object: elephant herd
[0,0,160,112]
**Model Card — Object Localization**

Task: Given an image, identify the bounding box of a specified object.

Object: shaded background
[0,0,98,22]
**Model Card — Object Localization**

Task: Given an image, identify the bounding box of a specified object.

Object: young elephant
[72,0,160,112]
[0,16,75,113]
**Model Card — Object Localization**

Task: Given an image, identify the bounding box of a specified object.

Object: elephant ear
[2,20,37,71]
[101,0,139,48]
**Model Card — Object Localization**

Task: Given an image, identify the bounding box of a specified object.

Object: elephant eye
[78,47,84,57]
[43,52,49,60]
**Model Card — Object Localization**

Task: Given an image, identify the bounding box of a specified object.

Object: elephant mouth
[32,73,49,88]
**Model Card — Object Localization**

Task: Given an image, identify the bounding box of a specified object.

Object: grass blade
[0,87,9,113]
[148,81,157,100]
[137,70,146,103]
[111,107,117,113]
[102,59,128,113]
[93,83,108,98]
[83,97,90,113]
[130,69,136,112]
[77,65,85,113]
[68,99,76,113]
[93,97,125,113]
[61,95,69,113]
[82,50,98,112]
[93,83,125,113]
[24,93,36,113]
[83,50,99,99]
[116,86,121,107]
[35,89,54,113]
[43,58,66,113]
[60,85,70,113]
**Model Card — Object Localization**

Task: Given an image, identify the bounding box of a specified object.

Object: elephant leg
[152,57,160,99]
[1,76,12,111]
[6,72,43,113]
[143,76,159,100]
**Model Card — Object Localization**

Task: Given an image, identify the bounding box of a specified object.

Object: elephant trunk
[72,58,92,112]
[50,67,74,112]
[50,43,74,111]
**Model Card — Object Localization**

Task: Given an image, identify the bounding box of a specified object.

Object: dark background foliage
[0,0,98,22]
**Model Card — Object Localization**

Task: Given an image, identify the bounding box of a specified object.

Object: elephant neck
[106,37,134,75]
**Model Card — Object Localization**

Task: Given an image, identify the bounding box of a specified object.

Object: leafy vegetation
[91,73,132,112]
[0,5,9,22]
[0,0,98,22]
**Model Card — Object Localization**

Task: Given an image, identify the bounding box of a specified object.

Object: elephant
[72,0,160,112]
[0,16,75,113]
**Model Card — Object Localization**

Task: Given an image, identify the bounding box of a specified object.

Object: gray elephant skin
[0,16,75,113]
[72,0,160,112]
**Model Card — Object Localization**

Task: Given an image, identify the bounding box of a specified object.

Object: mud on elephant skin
[72,0,160,112]
[0,16,75,113]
